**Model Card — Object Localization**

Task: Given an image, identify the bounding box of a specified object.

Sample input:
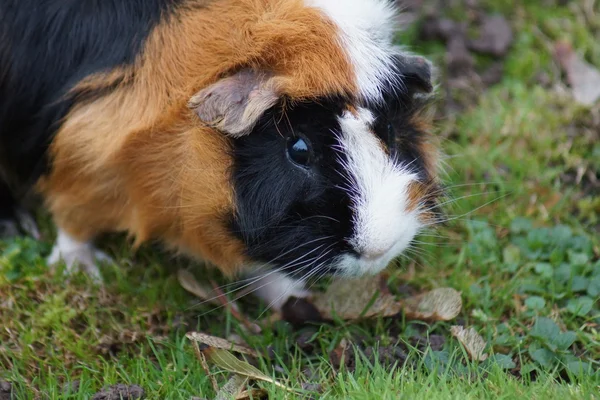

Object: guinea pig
[0,0,442,310]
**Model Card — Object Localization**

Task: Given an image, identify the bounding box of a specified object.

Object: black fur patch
[230,100,355,279]
[0,181,16,221]
[0,0,183,192]
[372,97,429,179]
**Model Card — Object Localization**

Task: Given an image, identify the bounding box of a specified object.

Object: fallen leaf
[186,332,258,357]
[178,270,261,334]
[209,279,262,334]
[235,388,269,400]
[450,326,488,361]
[215,375,248,400]
[200,346,295,392]
[554,41,600,106]
[177,269,220,306]
[400,288,462,321]
[311,275,403,320]
[329,338,352,370]
[189,338,219,393]
[213,375,268,400]
[306,275,462,323]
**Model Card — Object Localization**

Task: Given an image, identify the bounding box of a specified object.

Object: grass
[1,0,599,398]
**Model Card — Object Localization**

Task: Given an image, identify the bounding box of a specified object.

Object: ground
[1,0,599,399]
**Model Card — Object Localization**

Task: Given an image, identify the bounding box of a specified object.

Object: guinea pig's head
[229,95,440,279]
[183,0,442,279]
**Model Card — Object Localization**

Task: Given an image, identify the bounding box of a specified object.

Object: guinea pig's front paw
[248,271,311,312]
[46,229,112,283]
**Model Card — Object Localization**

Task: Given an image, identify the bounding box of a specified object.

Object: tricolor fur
[0,0,442,306]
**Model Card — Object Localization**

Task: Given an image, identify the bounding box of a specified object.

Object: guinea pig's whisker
[188,242,332,309]
[396,157,419,171]
[204,235,334,292]
[415,231,448,239]
[421,192,510,228]
[416,189,504,216]
[440,181,504,191]
[410,239,458,248]
[302,261,330,292]
[187,237,336,314]
[256,252,333,319]
[399,245,433,269]
[299,215,341,223]
[190,254,322,319]
[253,242,337,313]
[253,235,335,266]
[404,245,434,264]
[273,117,286,138]
[281,109,293,135]
[417,190,507,220]
[258,259,330,318]
[269,243,335,292]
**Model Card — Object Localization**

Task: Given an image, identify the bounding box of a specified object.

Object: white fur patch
[305,0,401,102]
[336,108,421,276]
[249,270,310,311]
[47,229,111,282]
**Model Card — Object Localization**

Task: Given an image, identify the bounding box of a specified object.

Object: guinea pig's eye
[287,136,311,167]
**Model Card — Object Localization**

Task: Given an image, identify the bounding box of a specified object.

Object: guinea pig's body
[0,0,441,309]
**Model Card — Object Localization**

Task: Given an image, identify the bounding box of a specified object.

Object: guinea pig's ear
[188,69,279,138]
[395,54,434,94]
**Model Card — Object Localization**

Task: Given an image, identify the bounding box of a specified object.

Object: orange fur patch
[410,113,440,181]
[404,111,440,225]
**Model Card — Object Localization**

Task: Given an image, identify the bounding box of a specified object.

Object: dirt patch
[326,332,445,373]
[0,381,12,400]
[62,380,80,395]
[467,15,513,57]
[363,345,409,369]
[91,384,145,400]
[281,297,323,328]
[418,6,514,115]
[294,328,319,353]
[411,333,447,352]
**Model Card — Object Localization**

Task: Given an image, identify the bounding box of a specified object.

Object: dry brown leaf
[307,275,462,323]
[187,333,281,398]
[235,388,269,400]
[208,279,262,334]
[190,339,219,393]
[200,346,295,393]
[186,332,259,357]
[554,41,600,106]
[215,375,248,400]
[178,270,261,334]
[311,275,402,320]
[400,288,462,321]
[177,269,221,306]
[450,325,488,361]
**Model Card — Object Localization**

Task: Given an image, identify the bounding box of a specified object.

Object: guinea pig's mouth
[333,239,412,277]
